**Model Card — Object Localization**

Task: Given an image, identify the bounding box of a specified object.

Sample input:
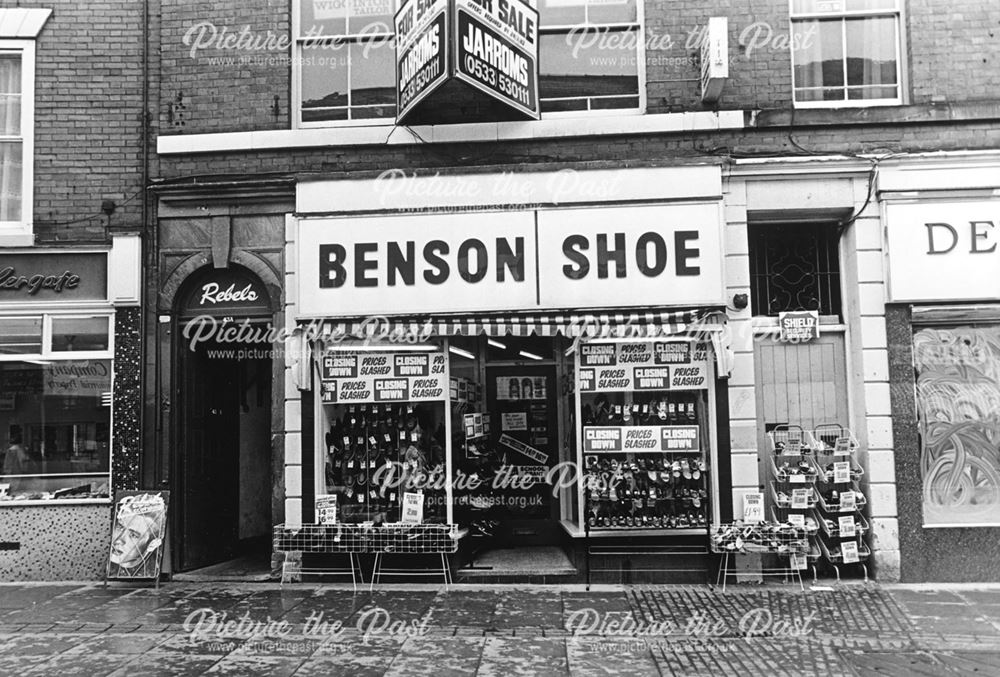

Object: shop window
[913,325,1000,527]
[1,311,113,502]
[0,316,42,355]
[1,360,112,501]
[51,316,111,353]
[790,0,902,107]
[538,0,642,113]
[748,223,842,319]
[296,0,397,124]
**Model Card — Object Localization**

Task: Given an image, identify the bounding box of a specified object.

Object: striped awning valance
[313,308,726,341]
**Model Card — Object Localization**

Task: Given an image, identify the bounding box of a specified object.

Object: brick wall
[908,0,1000,104]
[4,0,146,243]
[158,0,289,135]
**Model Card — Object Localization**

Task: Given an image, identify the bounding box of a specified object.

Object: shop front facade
[0,237,142,580]
[283,164,734,580]
[882,152,1000,582]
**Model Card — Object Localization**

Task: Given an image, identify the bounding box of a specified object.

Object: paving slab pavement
[0,581,997,675]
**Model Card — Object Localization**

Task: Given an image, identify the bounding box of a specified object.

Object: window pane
[51,317,110,353]
[845,16,898,87]
[792,0,896,12]
[541,98,589,113]
[300,0,395,36]
[540,29,639,101]
[914,326,1000,526]
[539,0,585,27]
[0,317,41,355]
[792,19,845,93]
[540,0,636,27]
[1,360,112,501]
[0,55,20,136]
[847,84,898,100]
[301,43,350,112]
[349,41,396,111]
[591,95,639,109]
[0,140,22,222]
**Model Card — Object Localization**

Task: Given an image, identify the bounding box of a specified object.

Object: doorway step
[456,546,579,583]
[171,552,274,582]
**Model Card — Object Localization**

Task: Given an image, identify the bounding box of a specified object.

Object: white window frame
[0,40,34,246]
[789,0,904,109]
[291,0,646,129]
[292,0,399,129]
[538,0,646,118]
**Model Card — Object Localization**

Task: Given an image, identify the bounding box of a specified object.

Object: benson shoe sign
[297,203,725,317]
[395,0,539,123]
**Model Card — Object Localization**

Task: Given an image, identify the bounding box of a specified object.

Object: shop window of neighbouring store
[0,313,113,503]
[790,0,902,107]
[913,325,1000,527]
[294,0,644,126]
[749,222,842,320]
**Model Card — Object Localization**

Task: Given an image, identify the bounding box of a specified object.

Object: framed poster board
[106,490,169,584]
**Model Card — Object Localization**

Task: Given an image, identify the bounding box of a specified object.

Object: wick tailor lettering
[0,267,81,294]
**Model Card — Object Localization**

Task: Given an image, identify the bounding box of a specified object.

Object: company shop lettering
[318,230,702,288]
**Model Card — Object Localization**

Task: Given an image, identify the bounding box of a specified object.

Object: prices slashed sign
[396,0,449,119]
[578,342,711,392]
[454,0,539,118]
[320,351,447,403]
[582,426,700,453]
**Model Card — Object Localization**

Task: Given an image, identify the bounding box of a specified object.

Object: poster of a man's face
[107,491,169,580]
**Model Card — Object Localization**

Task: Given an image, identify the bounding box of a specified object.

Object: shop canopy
[306,308,733,377]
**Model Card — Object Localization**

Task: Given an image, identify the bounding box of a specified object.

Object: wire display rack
[273,522,459,590]
[710,522,811,591]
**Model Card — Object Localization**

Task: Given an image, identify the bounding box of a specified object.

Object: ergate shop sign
[297,203,725,317]
[886,200,1000,302]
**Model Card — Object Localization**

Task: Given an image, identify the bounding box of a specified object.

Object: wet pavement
[0,581,998,675]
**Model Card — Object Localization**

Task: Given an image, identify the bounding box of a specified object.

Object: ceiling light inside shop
[449,346,476,360]
[487,339,507,350]
[518,350,543,361]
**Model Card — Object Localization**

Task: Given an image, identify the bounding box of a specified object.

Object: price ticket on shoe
[319,351,448,403]
[838,515,856,538]
[790,553,808,570]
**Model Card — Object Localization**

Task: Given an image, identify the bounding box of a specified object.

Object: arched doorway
[173,265,274,572]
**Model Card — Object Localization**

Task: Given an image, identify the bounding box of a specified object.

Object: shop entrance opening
[485,363,560,545]
[174,267,274,574]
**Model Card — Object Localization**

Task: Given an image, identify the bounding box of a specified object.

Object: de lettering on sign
[925,220,998,255]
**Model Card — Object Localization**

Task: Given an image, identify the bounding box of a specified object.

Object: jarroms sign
[395,0,539,123]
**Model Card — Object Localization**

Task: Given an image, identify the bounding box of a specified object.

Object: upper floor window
[296,0,397,124]
[538,0,642,113]
[293,0,644,127]
[790,0,902,107]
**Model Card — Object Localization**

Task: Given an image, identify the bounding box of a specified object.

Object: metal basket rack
[273,522,459,590]
[769,454,820,484]
[810,424,860,454]
[814,510,870,539]
[770,482,819,509]
[711,522,810,591]
[816,483,868,513]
